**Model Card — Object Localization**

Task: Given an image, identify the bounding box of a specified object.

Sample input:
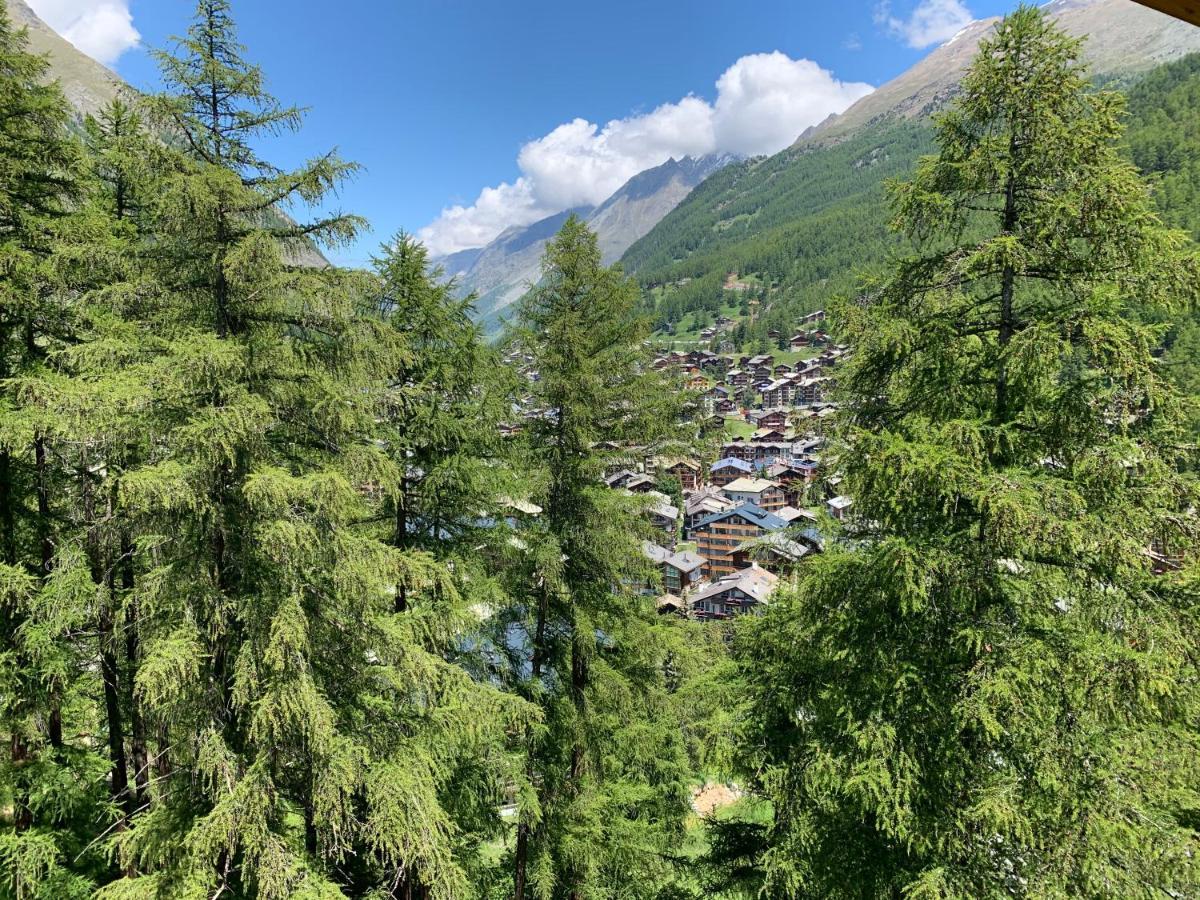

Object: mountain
[5,0,333,269]
[6,0,123,117]
[442,154,738,330]
[623,0,1200,340]
[801,0,1200,144]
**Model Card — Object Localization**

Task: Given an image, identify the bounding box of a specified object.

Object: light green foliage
[739,9,1200,897]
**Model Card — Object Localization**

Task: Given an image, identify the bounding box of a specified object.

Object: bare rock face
[799,0,1200,145]
[445,154,738,329]
[6,0,125,118]
[6,0,332,269]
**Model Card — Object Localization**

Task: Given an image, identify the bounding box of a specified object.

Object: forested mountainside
[1126,52,1200,239]
[622,121,933,331]
[625,0,1200,343]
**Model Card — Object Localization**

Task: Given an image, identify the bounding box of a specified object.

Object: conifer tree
[89,4,529,897]
[510,216,692,900]
[740,8,1200,897]
[0,7,119,897]
[373,232,515,577]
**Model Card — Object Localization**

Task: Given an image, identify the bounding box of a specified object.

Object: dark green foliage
[622,123,935,337]
[739,9,1200,897]
[508,217,694,900]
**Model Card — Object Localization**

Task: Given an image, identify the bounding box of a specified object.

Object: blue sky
[32,0,1021,265]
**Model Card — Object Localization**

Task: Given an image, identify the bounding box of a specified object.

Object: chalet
[801,309,826,324]
[827,495,853,521]
[710,456,753,487]
[746,353,775,369]
[685,488,735,531]
[749,409,788,429]
[691,503,788,579]
[684,374,708,390]
[661,458,702,492]
[690,565,778,619]
[773,363,794,377]
[644,542,706,595]
[721,477,787,512]
[726,369,749,388]
[644,492,681,542]
[715,398,738,415]
[794,376,829,406]
[662,549,706,595]
[768,460,819,501]
[605,470,640,489]
[761,379,794,408]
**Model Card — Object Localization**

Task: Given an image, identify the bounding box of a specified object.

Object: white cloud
[420,52,873,257]
[875,0,974,49]
[27,0,140,66]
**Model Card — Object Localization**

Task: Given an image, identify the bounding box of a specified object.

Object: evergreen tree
[510,216,692,900]
[0,8,116,897]
[740,8,1200,897]
[91,4,527,897]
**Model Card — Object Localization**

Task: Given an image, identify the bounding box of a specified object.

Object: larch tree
[91,3,528,898]
[740,8,1200,898]
[510,216,693,900]
[0,7,120,898]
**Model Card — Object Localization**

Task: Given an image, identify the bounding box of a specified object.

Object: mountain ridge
[6,0,124,118]
[798,0,1200,144]
[621,0,1200,333]
[444,153,739,329]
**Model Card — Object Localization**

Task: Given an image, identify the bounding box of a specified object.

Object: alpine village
[3,0,1200,897]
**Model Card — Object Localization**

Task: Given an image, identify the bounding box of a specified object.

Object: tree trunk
[85,460,133,822]
[994,137,1019,426]
[513,582,551,900]
[394,478,408,613]
[35,436,65,752]
[123,533,150,809]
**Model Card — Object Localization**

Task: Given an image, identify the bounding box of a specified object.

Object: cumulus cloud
[420,52,873,257]
[27,0,140,66]
[874,0,974,49]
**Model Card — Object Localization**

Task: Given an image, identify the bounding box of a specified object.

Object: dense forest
[629,47,1200,354]
[0,2,1198,899]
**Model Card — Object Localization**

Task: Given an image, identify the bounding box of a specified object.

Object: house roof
[662,458,700,471]
[664,550,705,574]
[710,457,753,473]
[642,541,672,565]
[605,469,638,487]
[723,477,779,495]
[657,593,685,612]
[685,491,734,517]
[692,565,778,605]
[827,495,853,510]
[776,506,819,524]
[693,503,788,532]
[735,531,810,563]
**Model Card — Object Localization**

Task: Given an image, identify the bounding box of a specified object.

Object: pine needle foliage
[739,8,1200,898]
[508,217,693,900]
